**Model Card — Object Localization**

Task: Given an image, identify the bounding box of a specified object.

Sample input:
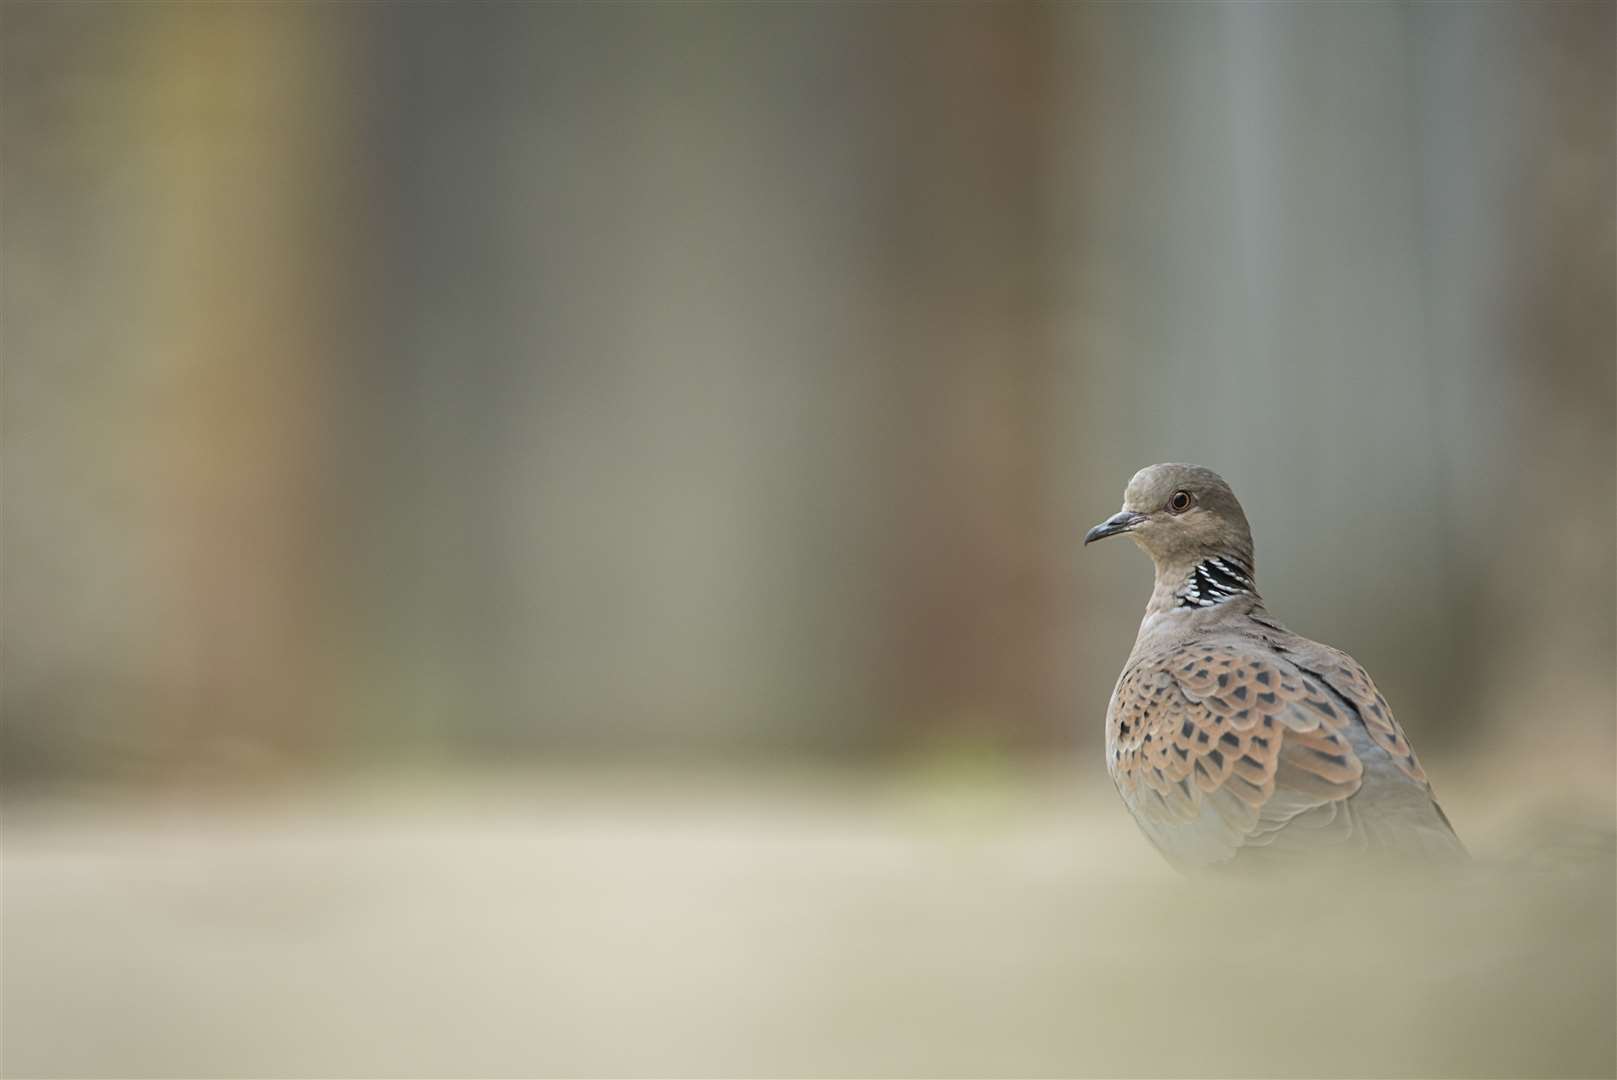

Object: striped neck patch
[1177,556,1255,609]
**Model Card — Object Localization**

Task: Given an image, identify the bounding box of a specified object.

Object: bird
[1083,463,1465,873]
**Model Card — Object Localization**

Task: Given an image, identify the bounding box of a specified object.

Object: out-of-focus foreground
[4,767,1614,1077]
[3,2,1613,1077]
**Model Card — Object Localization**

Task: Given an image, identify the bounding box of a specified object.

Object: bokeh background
[3,2,1613,1077]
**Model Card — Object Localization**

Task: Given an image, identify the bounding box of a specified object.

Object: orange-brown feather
[1108,645,1367,856]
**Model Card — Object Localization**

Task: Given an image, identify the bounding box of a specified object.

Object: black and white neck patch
[1177,557,1255,609]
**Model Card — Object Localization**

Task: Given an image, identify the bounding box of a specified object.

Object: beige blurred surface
[4,764,1613,1079]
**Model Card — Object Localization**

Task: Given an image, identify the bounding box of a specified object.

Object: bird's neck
[1145,554,1260,617]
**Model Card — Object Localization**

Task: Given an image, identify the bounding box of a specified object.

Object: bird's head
[1084,463,1255,574]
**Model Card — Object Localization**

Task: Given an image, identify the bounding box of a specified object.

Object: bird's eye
[1168,490,1193,513]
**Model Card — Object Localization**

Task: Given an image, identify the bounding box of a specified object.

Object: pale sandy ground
[3,762,1613,1078]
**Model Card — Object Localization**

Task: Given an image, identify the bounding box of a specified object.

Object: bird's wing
[1108,642,1370,871]
[1258,630,1430,783]
[1251,625,1467,858]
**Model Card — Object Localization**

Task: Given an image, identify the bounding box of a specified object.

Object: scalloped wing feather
[1248,615,1431,784]
[1108,644,1367,871]
[1297,647,1428,784]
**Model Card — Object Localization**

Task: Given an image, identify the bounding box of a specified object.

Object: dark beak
[1084,509,1146,546]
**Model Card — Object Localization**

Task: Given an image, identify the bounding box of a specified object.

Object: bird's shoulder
[1239,613,1429,784]
[1104,615,1451,871]
[1105,631,1366,861]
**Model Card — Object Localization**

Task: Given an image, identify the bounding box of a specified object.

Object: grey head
[1084,463,1255,575]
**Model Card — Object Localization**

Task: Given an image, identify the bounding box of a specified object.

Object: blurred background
[3,2,1613,1077]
